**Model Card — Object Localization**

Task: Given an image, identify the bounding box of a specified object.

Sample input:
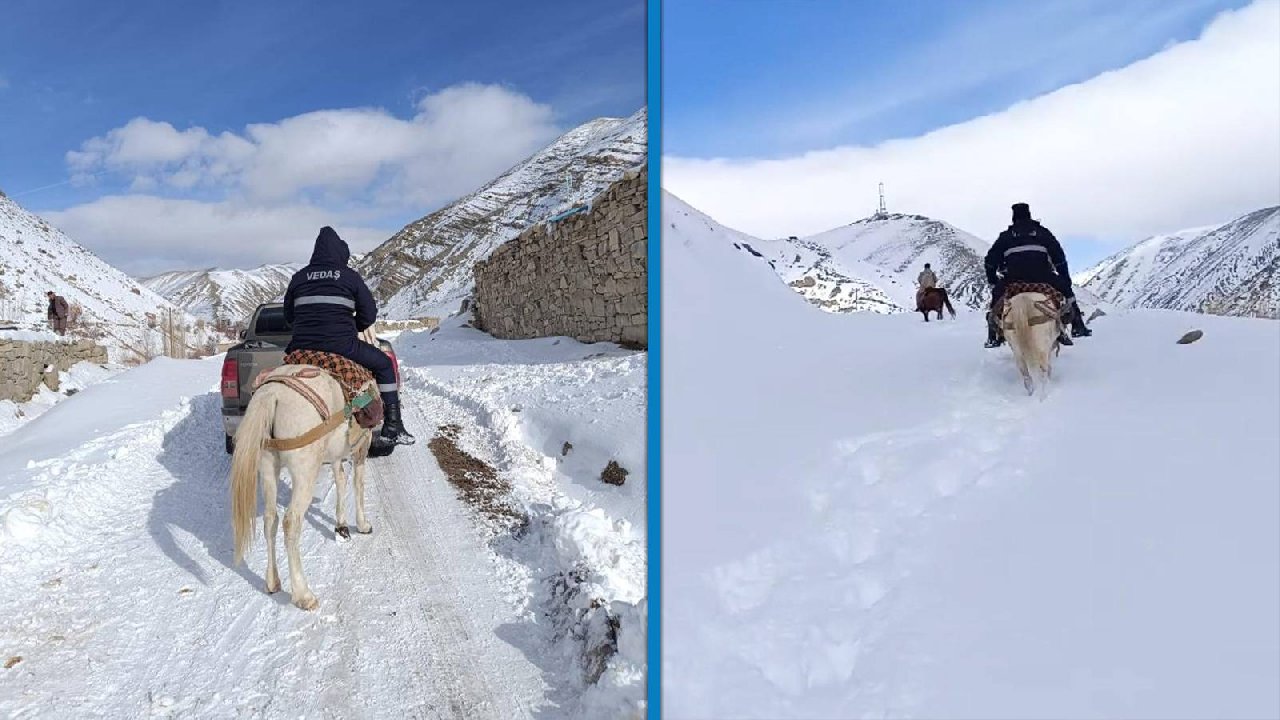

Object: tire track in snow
[0,384,549,719]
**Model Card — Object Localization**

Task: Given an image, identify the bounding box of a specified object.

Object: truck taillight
[386,349,401,385]
[221,357,239,398]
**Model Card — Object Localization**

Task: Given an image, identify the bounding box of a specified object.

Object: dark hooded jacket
[984,211,1071,289]
[283,227,377,353]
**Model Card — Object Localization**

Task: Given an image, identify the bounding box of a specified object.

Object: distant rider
[917,263,937,289]
[282,227,415,446]
[916,263,938,310]
[983,202,1091,348]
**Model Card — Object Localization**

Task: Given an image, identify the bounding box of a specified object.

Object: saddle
[993,282,1068,335]
[1002,282,1065,311]
[253,350,383,430]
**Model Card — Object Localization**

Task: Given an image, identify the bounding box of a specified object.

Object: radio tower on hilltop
[875,182,888,218]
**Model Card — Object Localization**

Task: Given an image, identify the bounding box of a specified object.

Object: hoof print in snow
[40,577,61,589]
[1177,329,1204,344]
[335,526,351,540]
[1087,308,1107,322]
[178,587,193,595]
[601,460,629,486]
[4,656,21,669]
[562,441,574,457]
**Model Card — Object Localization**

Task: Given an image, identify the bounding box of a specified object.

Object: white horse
[230,365,374,610]
[1002,292,1063,396]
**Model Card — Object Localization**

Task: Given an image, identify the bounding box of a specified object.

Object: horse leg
[282,454,321,611]
[353,440,372,534]
[333,458,351,541]
[261,452,281,594]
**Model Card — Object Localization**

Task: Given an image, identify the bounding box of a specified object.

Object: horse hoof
[265,580,280,594]
[293,594,319,611]
[356,524,373,535]
[335,525,351,540]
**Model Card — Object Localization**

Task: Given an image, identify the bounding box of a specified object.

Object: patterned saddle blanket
[282,350,382,429]
[1002,281,1065,310]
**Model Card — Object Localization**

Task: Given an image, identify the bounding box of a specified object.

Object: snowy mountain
[662,191,1279,719]
[358,108,646,319]
[0,193,206,360]
[1078,206,1280,318]
[739,212,991,314]
[141,263,301,326]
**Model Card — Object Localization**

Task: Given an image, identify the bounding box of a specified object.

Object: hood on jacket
[309,226,351,267]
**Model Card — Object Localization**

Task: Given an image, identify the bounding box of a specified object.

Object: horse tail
[1007,294,1047,381]
[231,386,279,565]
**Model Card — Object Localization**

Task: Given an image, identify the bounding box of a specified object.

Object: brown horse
[917,287,956,321]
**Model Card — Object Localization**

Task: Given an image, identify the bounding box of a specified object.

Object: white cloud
[664,0,1280,254]
[42,196,391,278]
[66,83,560,209]
[51,83,564,274]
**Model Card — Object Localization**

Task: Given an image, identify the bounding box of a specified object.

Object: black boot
[984,313,1004,348]
[1070,305,1092,337]
[379,401,416,446]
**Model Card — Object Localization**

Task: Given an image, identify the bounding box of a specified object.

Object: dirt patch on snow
[428,424,526,530]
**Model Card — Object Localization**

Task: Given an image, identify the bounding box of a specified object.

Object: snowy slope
[1079,206,1280,318]
[740,212,991,314]
[358,109,646,319]
[141,263,301,325]
[662,191,1280,719]
[0,194,206,360]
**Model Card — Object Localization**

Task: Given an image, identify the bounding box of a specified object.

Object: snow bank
[0,358,215,544]
[0,361,120,439]
[0,328,62,342]
[662,191,1280,719]
[395,316,647,717]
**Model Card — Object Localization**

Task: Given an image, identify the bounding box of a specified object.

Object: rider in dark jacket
[283,227,415,445]
[983,203,1091,348]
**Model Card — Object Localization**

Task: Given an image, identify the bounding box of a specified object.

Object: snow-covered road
[0,326,646,719]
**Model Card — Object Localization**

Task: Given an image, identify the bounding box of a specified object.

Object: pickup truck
[219,302,401,457]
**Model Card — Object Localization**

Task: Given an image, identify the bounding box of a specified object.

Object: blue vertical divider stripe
[645,0,662,716]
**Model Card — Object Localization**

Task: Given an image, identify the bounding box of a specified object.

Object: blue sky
[665,0,1246,159]
[0,0,644,274]
[663,0,1276,270]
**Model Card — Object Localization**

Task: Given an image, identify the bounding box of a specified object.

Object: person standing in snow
[282,227,415,446]
[916,263,938,311]
[46,291,69,335]
[983,202,1091,348]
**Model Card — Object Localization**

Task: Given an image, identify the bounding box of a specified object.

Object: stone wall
[0,338,108,403]
[473,167,647,348]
